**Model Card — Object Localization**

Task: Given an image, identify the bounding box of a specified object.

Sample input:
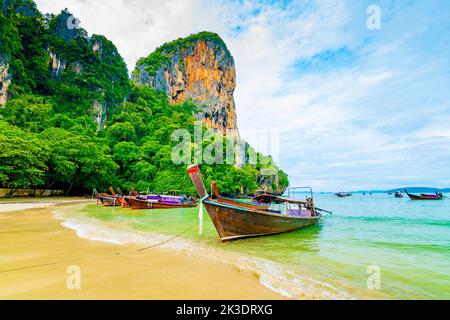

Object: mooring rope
[136,223,196,252]
[0,199,204,274]
[0,258,85,274]
[0,222,198,274]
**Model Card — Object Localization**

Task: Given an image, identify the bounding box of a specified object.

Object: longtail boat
[128,194,197,209]
[120,187,139,208]
[394,191,404,198]
[405,190,443,200]
[95,187,124,206]
[187,165,322,242]
[211,181,271,211]
[335,192,352,198]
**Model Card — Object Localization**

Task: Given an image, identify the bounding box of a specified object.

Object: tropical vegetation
[0,0,288,196]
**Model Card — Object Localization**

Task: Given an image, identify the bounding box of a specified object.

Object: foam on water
[53,205,356,299]
[53,194,450,300]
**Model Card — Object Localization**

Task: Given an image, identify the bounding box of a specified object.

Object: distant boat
[187,165,322,242]
[405,190,443,200]
[394,191,404,198]
[335,192,352,198]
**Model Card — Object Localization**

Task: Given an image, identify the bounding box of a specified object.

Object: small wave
[53,207,170,246]
[53,206,357,300]
[341,215,450,227]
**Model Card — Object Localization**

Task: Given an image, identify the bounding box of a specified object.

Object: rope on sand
[0,258,84,274]
[0,223,197,274]
[136,223,196,252]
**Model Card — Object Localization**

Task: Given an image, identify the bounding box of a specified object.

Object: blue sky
[35,0,450,191]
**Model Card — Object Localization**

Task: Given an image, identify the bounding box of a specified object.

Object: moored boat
[95,187,124,206]
[405,190,443,200]
[394,191,404,198]
[335,192,352,198]
[187,165,322,242]
[120,187,138,208]
[128,194,197,209]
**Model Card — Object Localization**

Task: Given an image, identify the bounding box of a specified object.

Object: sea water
[57,194,450,299]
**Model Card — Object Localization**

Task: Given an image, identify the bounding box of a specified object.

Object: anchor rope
[136,223,196,252]
[0,203,203,274]
[0,221,197,274]
[0,258,85,274]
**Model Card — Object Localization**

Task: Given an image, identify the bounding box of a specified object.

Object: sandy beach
[0,199,283,300]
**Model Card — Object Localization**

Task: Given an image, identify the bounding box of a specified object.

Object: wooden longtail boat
[187,165,322,242]
[128,194,197,209]
[211,181,271,211]
[95,187,124,206]
[120,187,138,208]
[96,193,115,206]
[405,190,443,200]
[335,192,352,198]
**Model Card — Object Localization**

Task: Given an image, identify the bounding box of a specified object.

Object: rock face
[134,32,239,136]
[44,11,128,128]
[0,56,10,106]
[48,51,67,78]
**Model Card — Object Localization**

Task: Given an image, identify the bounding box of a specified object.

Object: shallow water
[58,194,450,299]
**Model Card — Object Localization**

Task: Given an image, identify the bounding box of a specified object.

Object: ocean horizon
[57,194,450,299]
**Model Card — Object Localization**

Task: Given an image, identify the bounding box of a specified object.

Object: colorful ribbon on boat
[199,195,208,235]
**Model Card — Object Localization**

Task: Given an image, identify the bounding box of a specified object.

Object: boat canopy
[253,194,310,205]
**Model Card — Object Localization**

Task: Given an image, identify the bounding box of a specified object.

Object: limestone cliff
[0,56,10,106]
[133,32,239,136]
[45,10,129,127]
[0,5,129,122]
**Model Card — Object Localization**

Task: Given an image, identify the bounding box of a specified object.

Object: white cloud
[34,0,450,191]
[35,0,228,70]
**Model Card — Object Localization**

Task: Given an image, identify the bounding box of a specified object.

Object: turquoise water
[68,193,450,299]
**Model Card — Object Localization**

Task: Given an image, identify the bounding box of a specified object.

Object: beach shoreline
[0,199,284,300]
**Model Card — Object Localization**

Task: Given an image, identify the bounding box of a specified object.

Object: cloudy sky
[35,0,450,191]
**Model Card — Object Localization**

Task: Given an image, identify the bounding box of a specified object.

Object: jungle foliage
[0,0,288,196]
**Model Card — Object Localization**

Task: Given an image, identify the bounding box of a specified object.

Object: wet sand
[0,200,283,300]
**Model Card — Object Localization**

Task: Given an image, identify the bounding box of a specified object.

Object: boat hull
[129,197,197,209]
[203,200,321,241]
[407,195,443,200]
[405,191,443,200]
[97,195,122,206]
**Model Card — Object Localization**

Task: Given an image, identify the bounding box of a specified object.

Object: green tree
[0,121,49,190]
[106,122,137,144]
[39,127,118,194]
[0,95,54,132]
